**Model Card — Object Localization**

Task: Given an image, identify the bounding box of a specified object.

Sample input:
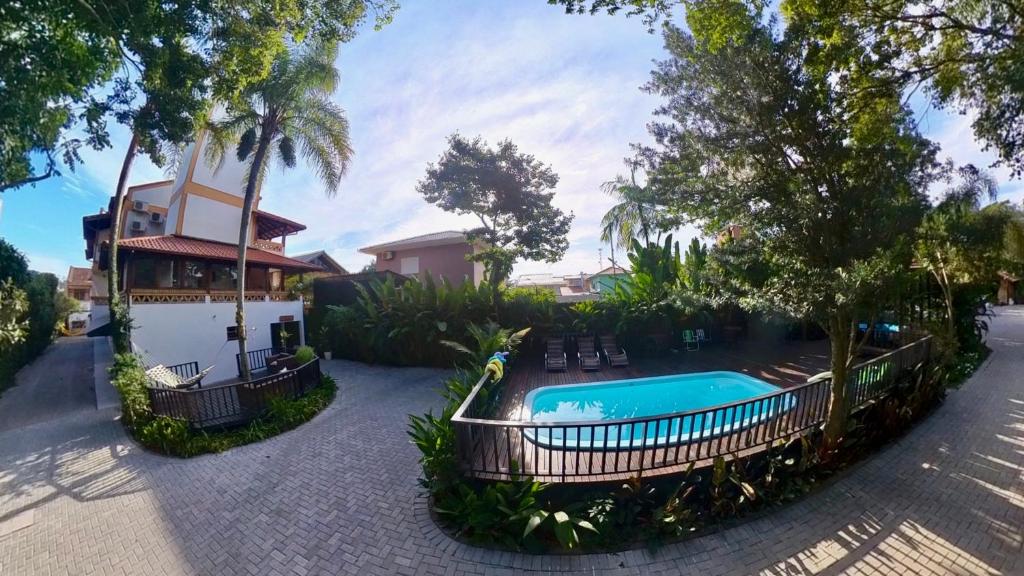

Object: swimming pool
[522,371,795,449]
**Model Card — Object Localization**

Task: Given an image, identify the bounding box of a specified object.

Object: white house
[81,130,320,382]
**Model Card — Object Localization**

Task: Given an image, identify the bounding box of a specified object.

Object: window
[132,257,176,289]
[209,263,237,290]
[400,256,419,274]
[182,261,205,289]
[246,266,269,291]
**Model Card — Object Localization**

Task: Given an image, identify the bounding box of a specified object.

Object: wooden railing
[451,336,933,483]
[129,289,297,304]
[167,361,200,381]
[148,358,321,429]
[252,239,284,253]
[236,347,277,376]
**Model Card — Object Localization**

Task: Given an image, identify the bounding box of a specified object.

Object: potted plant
[318,326,332,360]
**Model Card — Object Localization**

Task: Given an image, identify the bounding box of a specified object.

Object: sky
[1,0,1022,281]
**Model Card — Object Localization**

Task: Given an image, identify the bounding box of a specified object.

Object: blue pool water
[523,371,794,449]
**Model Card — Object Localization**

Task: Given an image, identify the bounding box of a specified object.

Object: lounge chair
[577,336,601,371]
[545,337,568,372]
[682,329,699,351]
[599,335,629,367]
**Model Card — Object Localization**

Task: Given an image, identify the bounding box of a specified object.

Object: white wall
[129,300,305,383]
[180,194,242,244]
[130,182,173,206]
[191,136,248,200]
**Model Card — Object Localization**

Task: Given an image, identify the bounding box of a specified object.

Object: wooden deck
[498,338,832,421]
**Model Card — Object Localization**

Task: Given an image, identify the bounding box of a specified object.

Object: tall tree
[914,165,1008,353]
[417,134,574,292]
[645,0,937,448]
[206,43,353,380]
[783,0,1024,176]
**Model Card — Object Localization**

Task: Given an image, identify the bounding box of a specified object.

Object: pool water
[523,371,794,449]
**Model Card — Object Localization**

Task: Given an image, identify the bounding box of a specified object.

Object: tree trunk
[108,132,140,355]
[822,312,853,450]
[235,133,273,381]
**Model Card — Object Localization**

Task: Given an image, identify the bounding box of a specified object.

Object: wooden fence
[452,336,932,483]
[148,358,322,429]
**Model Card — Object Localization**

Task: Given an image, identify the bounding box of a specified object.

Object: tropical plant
[442,322,530,369]
[417,134,574,293]
[293,345,316,365]
[206,42,354,380]
[600,160,663,251]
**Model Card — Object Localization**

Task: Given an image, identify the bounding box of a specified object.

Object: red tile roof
[67,266,92,287]
[118,235,321,271]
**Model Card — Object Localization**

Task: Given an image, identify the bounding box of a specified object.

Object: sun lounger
[545,337,568,372]
[577,336,601,371]
[599,334,629,367]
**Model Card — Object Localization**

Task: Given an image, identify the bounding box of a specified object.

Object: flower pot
[323,351,333,361]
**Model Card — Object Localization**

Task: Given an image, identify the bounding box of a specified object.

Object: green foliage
[109,353,152,428]
[0,240,60,393]
[293,345,316,365]
[783,0,1024,177]
[131,374,338,458]
[417,134,573,287]
[0,0,396,192]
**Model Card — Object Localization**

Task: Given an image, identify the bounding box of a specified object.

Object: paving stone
[2,310,1024,575]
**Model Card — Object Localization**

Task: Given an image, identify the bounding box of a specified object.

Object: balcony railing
[451,336,933,483]
[128,289,296,304]
[252,239,284,253]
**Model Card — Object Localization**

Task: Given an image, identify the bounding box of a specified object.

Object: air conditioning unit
[130,220,146,232]
[150,212,164,224]
[131,200,148,212]
[382,251,395,261]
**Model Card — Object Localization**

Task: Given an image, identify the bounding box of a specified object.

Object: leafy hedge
[412,338,953,552]
[0,239,62,393]
[317,273,713,367]
[109,353,337,457]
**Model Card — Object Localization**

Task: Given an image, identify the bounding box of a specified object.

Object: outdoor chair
[545,337,568,372]
[599,334,629,367]
[682,329,700,351]
[696,328,711,345]
[577,336,601,371]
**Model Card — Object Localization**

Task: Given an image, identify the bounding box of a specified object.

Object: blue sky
[1,0,1021,280]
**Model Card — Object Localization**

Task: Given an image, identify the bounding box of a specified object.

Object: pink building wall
[373,243,476,286]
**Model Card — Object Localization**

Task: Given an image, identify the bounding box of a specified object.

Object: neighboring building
[997,271,1019,305]
[81,130,321,383]
[587,266,630,295]
[64,266,92,333]
[358,231,485,286]
[292,250,348,276]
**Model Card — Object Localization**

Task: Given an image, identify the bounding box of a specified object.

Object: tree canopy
[417,134,574,286]
[0,0,397,191]
[644,0,939,443]
[783,0,1024,177]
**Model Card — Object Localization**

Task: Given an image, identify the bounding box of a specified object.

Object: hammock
[145,363,213,390]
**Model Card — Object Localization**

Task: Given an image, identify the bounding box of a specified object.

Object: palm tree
[206,43,353,380]
[599,162,659,254]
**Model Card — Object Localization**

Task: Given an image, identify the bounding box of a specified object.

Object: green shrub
[0,239,61,394]
[293,345,316,365]
[128,373,337,457]
[109,353,151,428]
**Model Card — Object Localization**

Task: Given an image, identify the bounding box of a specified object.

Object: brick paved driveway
[1,310,1022,575]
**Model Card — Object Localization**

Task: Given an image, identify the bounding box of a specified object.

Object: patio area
[498,337,834,421]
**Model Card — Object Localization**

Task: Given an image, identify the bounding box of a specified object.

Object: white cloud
[261,1,672,276]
